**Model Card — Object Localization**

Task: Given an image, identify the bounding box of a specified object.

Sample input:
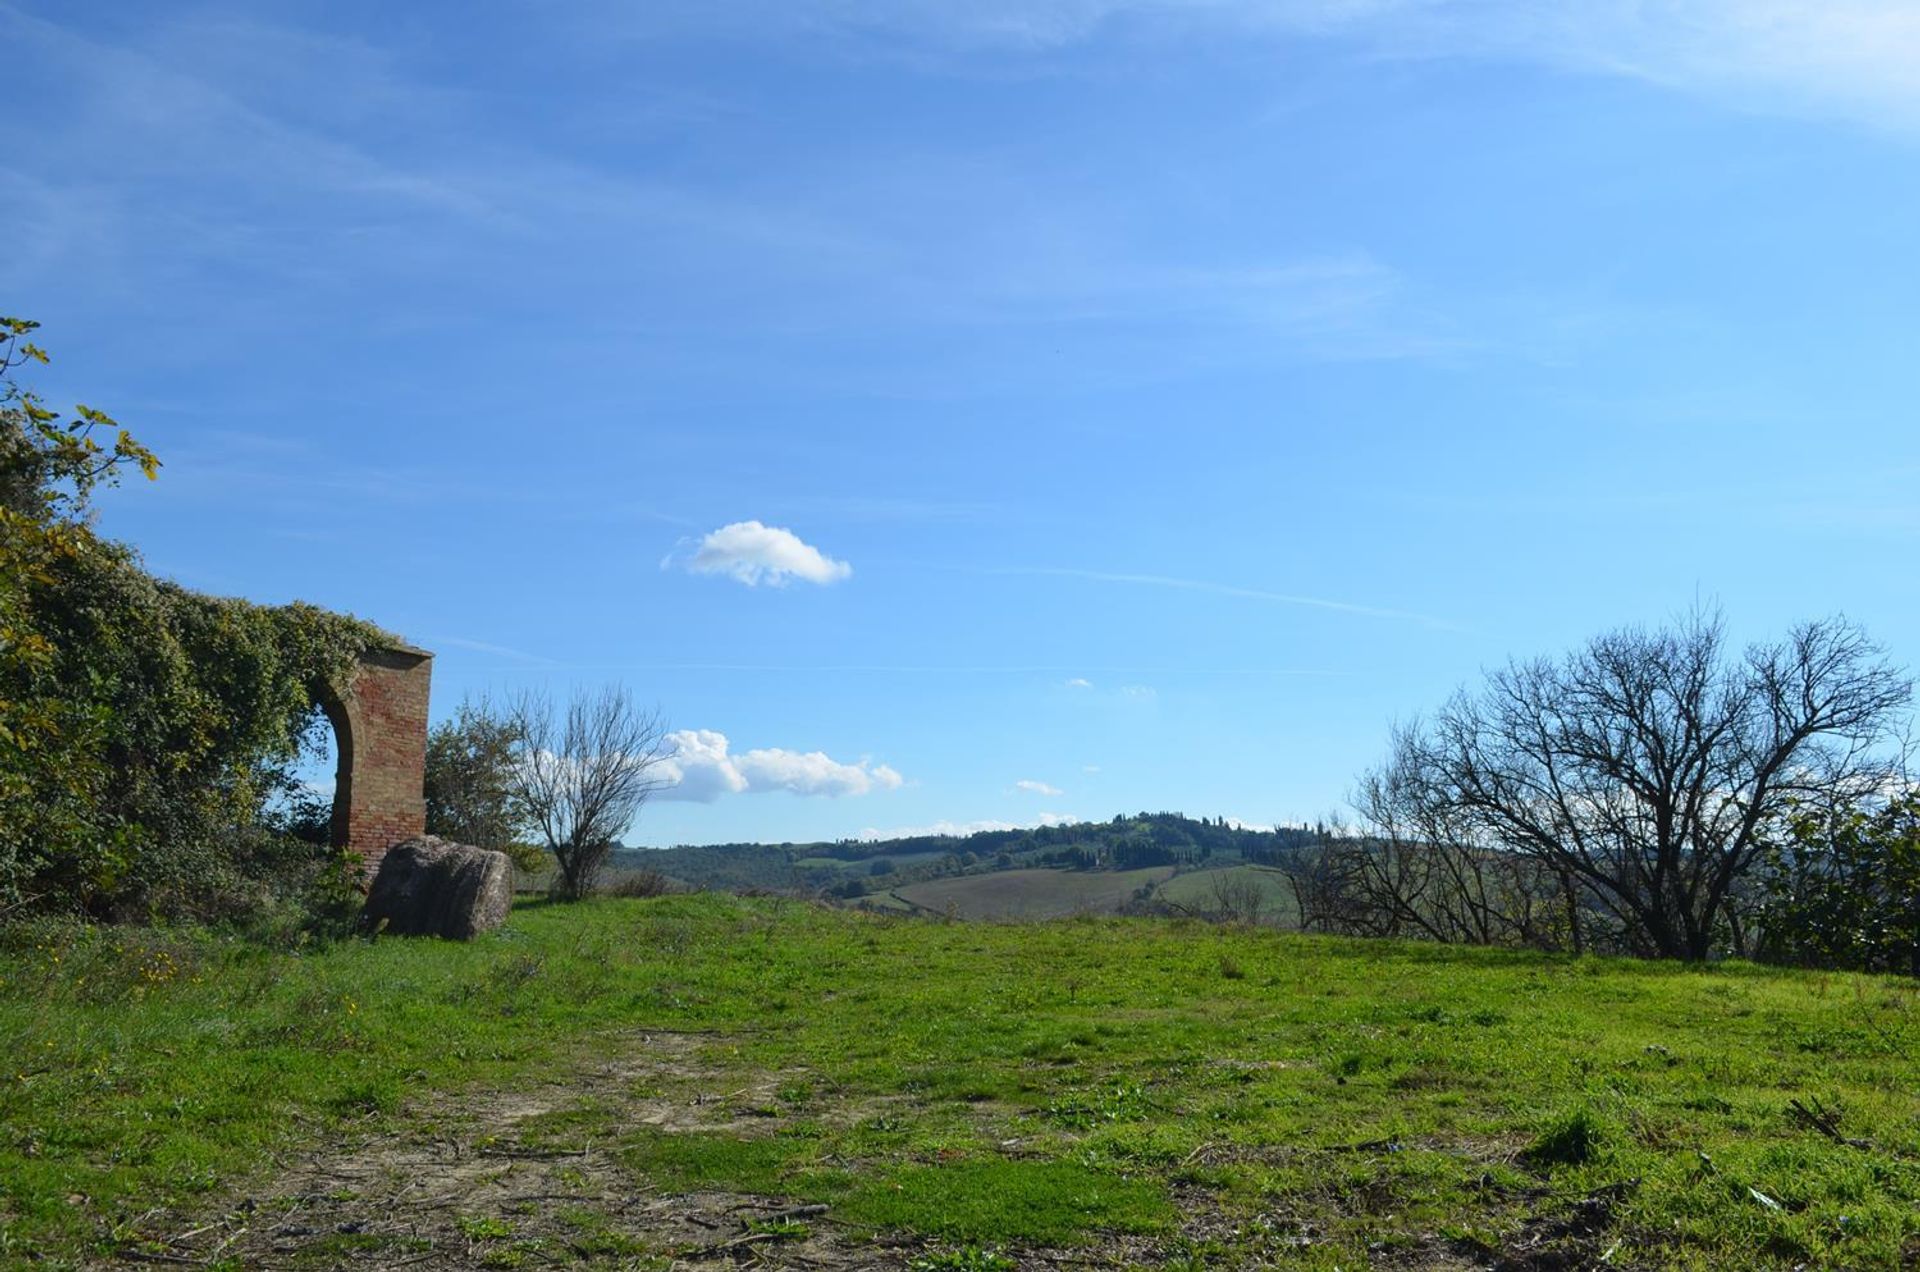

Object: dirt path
[105,1030,929,1270]
[97,1029,1598,1270]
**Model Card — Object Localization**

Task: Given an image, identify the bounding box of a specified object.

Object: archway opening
[312,678,358,851]
[306,644,434,881]
[257,703,342,849]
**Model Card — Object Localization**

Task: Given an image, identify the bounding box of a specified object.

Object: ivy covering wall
[1,315,391,923]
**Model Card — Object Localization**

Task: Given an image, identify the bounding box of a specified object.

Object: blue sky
[9,1,1920,845]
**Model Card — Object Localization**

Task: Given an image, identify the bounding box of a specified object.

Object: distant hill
[876,865,1179,921]
[609,812,1323,897]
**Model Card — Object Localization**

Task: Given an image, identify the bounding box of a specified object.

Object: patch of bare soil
[1359,1179,1640,1272]
[94,1030,1625,1271]
[97,1029,915,1270]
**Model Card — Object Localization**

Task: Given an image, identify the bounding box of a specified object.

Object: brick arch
[313,642,434,882]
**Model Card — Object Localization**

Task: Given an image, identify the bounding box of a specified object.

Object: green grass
[890,865,1175,918]
[1154,862,1301,926]
[2,896,1918,1267]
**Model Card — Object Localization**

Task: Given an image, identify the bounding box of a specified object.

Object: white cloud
[1120,684,1156,698]
[641,2,1920,135]
[655,729,903,801]
[1081,764,1101,774]
[1015,778,1064,796]
[1064,677,1094,688]
[1361,2,1920,133]
[857,811,1082,841]
[670,521,852,588]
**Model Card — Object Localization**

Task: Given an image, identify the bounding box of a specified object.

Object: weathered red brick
[315,643,433,885]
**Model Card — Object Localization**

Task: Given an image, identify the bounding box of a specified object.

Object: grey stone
[361,835,512,939]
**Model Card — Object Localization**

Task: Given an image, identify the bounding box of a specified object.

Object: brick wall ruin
[316,643,434,883]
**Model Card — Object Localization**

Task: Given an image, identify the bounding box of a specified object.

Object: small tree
[507,685,671,900]
[1208,869,1268,926]
[424,696,540,869]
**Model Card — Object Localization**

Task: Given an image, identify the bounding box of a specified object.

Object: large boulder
[362,836,512,939]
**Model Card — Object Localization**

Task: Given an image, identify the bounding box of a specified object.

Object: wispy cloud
[4,5,1469,400]
[1015,778,1065,796]
[1349,2,1920,134]
[601,1,1920,135]
[492,662,1353,677]
[423,635,559,666]
[127,431,694,542]
[0,6,503,277]
[986,566,1457,628]
[912,250,1459,362]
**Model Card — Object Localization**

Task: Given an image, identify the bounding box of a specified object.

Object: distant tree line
[627,813,1323,897]
[764,812,1308,868]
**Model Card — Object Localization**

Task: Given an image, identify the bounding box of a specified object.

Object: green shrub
[0,313,389,928]
[1757,795,1920,975]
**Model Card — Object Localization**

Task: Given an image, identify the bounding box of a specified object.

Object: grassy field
[2,896,1918,1269]
[1154,865,1300,926]
[888,867,1176,920]
[793,850,951,872]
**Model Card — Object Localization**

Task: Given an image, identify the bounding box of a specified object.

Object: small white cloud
[670,520,851,588]
[1015,778,1064,796]
[1081,764,1101,774]
[1064,677,1094,689]
[1120,684,1155,698]
[655,729,901,801]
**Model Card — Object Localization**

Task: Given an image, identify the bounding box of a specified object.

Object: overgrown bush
[1,314,389,928]
[1755,793,1920,975]
[605,869,674,899]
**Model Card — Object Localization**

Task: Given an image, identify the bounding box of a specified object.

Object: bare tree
[1364,611,1909,961]
[1347,767,1576,949]
[1280,833,1368,936]
[1207,869,1269,927]
[506,685,673,900]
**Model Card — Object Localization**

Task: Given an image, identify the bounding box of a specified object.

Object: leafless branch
[506,685,671,900]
